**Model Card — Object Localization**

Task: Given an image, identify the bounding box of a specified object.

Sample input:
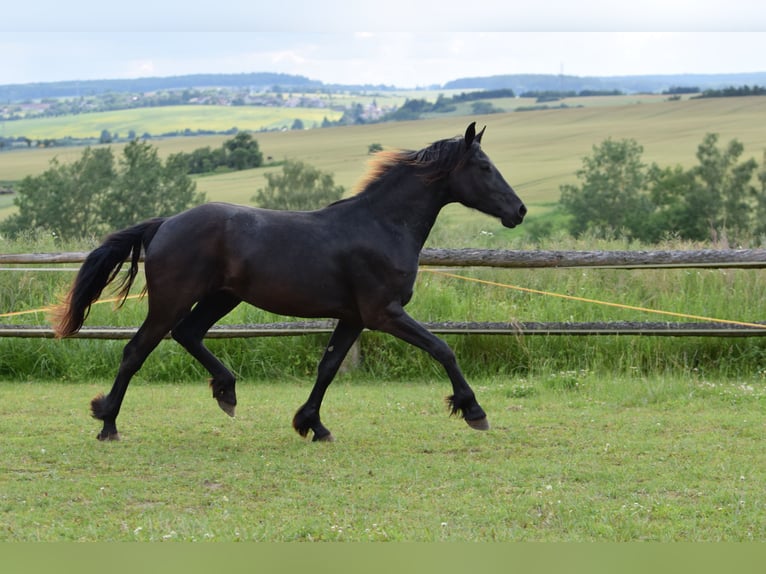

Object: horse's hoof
[217,399,236,417]
[313,432,335,443]
[466,417,490,431]
[97,431,121,441]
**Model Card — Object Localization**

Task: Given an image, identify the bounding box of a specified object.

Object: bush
[178,132,263,174]
[559,133,764,244]
[0,140,204,240]
[252,159,345,211]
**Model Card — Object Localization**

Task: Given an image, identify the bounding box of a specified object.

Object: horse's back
[142,202,356,318]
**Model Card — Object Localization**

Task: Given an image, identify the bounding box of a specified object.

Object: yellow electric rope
[0,294,144,318]
[421,268,766,330]
[3,271,764,330]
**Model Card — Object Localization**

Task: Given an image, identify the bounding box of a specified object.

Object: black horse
[54,123,526,441]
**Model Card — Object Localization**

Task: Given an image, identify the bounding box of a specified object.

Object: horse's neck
[360,173,447,247]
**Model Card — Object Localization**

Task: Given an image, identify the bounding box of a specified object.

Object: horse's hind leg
[92,318,176,440]
[171,291,241,416]
[293,320,363,442]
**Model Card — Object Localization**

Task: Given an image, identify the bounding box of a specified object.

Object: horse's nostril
[519,204,527,218]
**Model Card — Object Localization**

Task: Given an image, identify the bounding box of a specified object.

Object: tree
[644,163,696,242]
[1,147,115,239]
[176,133,263,175]
[751,151,766,238]
[223,132,263,170]
[252,160,345,211]
[559,138,652,240]
[687,133,757,242]
[1,141,204,240]
[558,133,763,244]
[101,140,204,230]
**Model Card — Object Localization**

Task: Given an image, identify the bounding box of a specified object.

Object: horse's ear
[475,125,486,144]
[464,122,477,147]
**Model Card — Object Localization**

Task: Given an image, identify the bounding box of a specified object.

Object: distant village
[0,86,392,124]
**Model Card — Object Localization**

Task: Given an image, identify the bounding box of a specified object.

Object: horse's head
[447,123,527,228]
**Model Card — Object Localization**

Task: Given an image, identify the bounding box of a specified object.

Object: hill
[3,95,765,227]
[444,72,766,94]
[0,73,326,102]
[3,71,766,103]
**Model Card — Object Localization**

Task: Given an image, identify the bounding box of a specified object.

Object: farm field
[1,95,766,227]
[1,374,764,542]
[1,104,346,140]
[0,91,665,142]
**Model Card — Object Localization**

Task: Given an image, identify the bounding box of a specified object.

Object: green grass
[3,232,766,383]
[1,374,764,541]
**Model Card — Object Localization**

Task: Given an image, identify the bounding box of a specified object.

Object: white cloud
[5,0,766,33]
[1,28,766,87]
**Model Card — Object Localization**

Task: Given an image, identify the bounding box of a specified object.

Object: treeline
[559,133,766,245]
[520,89,622,101]
[172,132,264,174]
[383,89,516,121]
[443,72,766,94]
[694,85,766,98]
[445,89,516,101]
[0,126,277,154]
[662,86,700,95]
[383,88,624,121]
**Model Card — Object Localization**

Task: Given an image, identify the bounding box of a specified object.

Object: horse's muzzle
[502,203,527,228]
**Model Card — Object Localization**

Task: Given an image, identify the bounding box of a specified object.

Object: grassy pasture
[1,375,764,541]
[2,249,766,542]
[3,232,766,384]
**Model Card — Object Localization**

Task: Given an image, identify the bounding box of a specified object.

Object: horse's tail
[52,218,166,338]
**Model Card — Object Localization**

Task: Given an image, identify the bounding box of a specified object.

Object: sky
[2,1,765,88]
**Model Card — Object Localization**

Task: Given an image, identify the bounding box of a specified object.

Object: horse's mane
[354,135,467,194]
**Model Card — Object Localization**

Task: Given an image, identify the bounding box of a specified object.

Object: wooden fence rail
[421,248,766,269]
[3,247,766,268]
[2,321,765,339]
[2,248,765,338]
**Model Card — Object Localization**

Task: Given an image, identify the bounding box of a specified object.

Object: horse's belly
[231,272,354,320]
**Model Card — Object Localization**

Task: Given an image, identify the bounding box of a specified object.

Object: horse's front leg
[374,305,489,430]
[293,320,363,442]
